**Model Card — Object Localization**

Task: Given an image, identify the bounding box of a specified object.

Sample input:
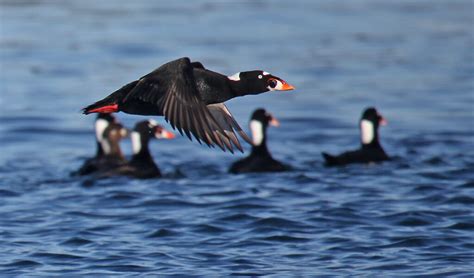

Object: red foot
[87,104,119,114]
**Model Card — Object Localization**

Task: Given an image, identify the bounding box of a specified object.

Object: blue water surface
[1,0,473,276]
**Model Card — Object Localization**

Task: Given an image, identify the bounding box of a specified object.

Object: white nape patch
[95,119,109,142]
[360,120,374,144]
[147,119,158,129]
[250,120,264,146]
[228,72,241,81]
[267,79,283,91]
[148,119,158,126]
[263,71,270,75]
[131,131,142,154]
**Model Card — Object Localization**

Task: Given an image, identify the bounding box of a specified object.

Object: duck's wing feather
[207,103,253,152]
[123,57,245,153]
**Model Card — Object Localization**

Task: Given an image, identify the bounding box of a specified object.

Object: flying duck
[82,57,294,153]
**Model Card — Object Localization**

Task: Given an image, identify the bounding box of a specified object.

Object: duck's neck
[229,80,266,98]
[101,139,124,159]
[360,120,381,149]
[249,120,271,157]
[95,119,108,157]
[131,132,153,162]
[96,141,104,157]
[251,140,271,157]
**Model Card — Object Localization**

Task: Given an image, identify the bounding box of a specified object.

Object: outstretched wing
[207,103,253,152]
[123,57,246,153]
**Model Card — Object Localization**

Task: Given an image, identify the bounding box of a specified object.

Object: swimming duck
[106,120,175,179]
[229,108,291,173]
[322,107,389,166]
[75,113,125,175]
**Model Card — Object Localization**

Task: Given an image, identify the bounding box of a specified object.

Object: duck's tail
[82,80,138,114]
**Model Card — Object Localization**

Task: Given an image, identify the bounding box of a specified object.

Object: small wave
[222,203,272,210]
[417,194,447,204]
[198,190,244,197]
[258,235,311,243]
[92,264,152,273]
[217,213,259,222]
[379,211,437,227]
[193,224,229,234]
[418,171,451,180]
[250,217,309,229]
[103,191,144,201]
[457,181,474,188]
[445,222,474,231]
[140,198,205,208]
[443,196,474,205]
[85,225,118,232]
[395,217,432,227]
[410,184,443,193]
[1,260,42,268]
[322,236,353,244]
[65,211,120,219]
[0,189,21,197]
[30,252,85,260]
[362,263,409,271]
[274,188,315,198]
[381,237,432,248]
[61,237,94,246]
[147,228,178,238]
[422,156,446,165]
[229,271,265,277]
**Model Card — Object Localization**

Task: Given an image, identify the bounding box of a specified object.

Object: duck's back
[229,154,290,174]
[323,147,389,166]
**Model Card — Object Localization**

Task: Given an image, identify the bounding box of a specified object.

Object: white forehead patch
[360,119,374,144]
[228,72,241,81]
[95,119,109,142]
[250,120,264,146]
[131,131,142,154]
[258,75,263,79]
[263,71,270,75]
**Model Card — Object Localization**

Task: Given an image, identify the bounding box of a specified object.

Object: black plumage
[83,57,294,153]
[322,107,390,166]
[104,120,175,179]
[229,109,291,173]
[74,114,129,176]
[74,114,122,175]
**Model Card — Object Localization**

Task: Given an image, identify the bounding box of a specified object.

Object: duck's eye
[268,79,277,88]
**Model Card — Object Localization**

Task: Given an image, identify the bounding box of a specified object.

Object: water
[1,0,473,276]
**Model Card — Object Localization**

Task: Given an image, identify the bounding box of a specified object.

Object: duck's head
[95,113,117,142]
[228,71,294,93]
[101,122,129,154]
[133,119,175,141]
[131,120,175,154]
[249,108,279,146]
